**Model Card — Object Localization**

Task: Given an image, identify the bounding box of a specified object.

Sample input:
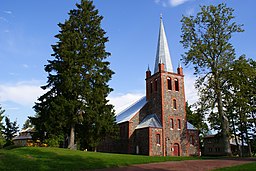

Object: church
[99,17,200,156]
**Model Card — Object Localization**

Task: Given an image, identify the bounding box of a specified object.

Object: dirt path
[92,158,256,171]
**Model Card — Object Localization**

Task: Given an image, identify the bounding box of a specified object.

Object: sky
[0,0,255,128]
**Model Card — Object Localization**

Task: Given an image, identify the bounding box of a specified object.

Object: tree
[22,118,33,129]
[31,0,116,150]
[223,56,256,156]
[2,116,19,147]
[0,105,5,148]
[180,3,244,156]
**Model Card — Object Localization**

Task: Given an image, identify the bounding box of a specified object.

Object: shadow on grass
[0,147,110,171]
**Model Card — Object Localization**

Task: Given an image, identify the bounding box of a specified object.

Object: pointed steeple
[154,15,173,73]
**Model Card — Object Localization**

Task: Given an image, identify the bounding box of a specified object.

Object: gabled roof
[136,114,162,130]
[154,16,173,73]
[187,122,197,130]
[116,96,147,124]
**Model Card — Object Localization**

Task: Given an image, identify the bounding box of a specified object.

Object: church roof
[116,96,147,124]
[187,122,197,130]
[136,114,162,129]
[154,16,173,73]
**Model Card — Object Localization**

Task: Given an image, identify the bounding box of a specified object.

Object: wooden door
[173,143,180,156]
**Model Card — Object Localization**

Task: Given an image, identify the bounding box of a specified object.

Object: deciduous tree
[180,3,243,156]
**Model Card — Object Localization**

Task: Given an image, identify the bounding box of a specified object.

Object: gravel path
[92,158,256,171]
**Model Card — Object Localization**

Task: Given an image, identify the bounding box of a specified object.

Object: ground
[93,158,256,171]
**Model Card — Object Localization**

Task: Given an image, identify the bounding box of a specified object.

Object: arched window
[167,77,172,90]
[177,119,181,129]
[154,79,157,92]
[174,78,179,91]
[156,134,160,144]
[190,135,194,145]
[170,118,174,129]
[150,81,153,93]
[173,99,177,109]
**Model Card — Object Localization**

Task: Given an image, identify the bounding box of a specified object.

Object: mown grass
[0,146,197,171]
[213,162,256,171]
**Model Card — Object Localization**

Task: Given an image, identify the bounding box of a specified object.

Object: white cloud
[154,0,191,7]
[0,16,8,23]
[184,72,199,105]
[3,11,12,15]
[22,64,29,68]
[155,0,161,4]
[108,92,144,114]
[0,81,46,106]
[169,0,190,7]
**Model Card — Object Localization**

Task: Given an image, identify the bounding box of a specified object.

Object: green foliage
[1,116,19,147]
[180,3,244,156]
[22,118,33,129]
[223,56,256,156]
[0,106,5,148]
[31,0,117,149]
[186,102,209,136]
[45,135,64,147]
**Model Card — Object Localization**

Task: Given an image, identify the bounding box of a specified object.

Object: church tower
[146,16,187,156]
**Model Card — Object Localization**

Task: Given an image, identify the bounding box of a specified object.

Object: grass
[0,146,197,170]
[213,162,256,171]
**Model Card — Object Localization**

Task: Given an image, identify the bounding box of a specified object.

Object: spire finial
[147,64,150,71]
[160,13,163,20]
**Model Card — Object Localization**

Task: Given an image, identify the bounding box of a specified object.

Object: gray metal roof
[136,114,162,129]
[154,16,173,73]
[187,122,197,130]
[116,96,147,124]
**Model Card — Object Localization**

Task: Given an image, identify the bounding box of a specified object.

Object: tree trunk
[68,123,75,149]
[216,83,232,156]
[231,117,241,156]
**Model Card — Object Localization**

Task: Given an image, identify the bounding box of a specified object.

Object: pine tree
[180,3,244,156]
[0,106,5,148]
[2,116,19,146]
[32,0,116,150]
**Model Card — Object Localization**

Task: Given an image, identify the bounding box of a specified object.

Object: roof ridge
[116,96,146,116]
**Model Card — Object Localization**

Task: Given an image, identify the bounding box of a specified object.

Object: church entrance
[173,143,180,156]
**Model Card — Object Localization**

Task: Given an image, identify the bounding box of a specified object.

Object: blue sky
[0,0,255,128]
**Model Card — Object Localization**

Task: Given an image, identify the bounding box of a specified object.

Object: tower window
[154,79,157,92]
[190,135,194,145]
[173,99,177,110]
[170,118,174,129]
[177,119,181,129]
[150,81,153,93]
[167,78,172,90]
[156,134,160,144]
[174,79,179,91]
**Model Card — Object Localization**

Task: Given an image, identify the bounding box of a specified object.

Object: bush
[45,135,63,147]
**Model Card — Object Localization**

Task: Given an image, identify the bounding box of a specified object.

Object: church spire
[154,15,173,73]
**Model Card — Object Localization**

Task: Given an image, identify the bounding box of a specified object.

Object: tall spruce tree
[0,106,5,148]
[2,116,19,146]
[32,0,116,149]
[180,3,244,156]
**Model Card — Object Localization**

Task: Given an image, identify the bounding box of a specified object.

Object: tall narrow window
[190,135,194,145]
[154,79,157,92]
[170,118,174,129]
[156,134,160,144]
[177,119,181,129]
[167,78,172,90]
[173,99,177,109]
[150,81,153,93]
[174,79,179,91]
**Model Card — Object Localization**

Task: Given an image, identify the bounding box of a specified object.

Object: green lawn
[213,162,256,171]
[0,146,196,170]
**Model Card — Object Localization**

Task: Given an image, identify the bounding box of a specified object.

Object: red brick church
[99,17,200,156]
